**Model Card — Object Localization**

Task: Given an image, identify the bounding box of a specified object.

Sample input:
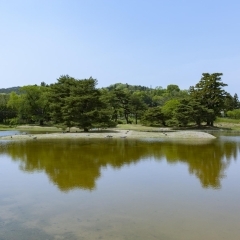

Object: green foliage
[48,75,76,125]
[112,88,131,124]
[129,93,147,124]
[173,102,193,126]
[117,120,124,124]
[1,72,236,129]
[49,75,113,131]
[190,73,228,126]
[167,84,180,93]
[233,93,240,108]
[141,107,165,126]
[0,87,21,94]
[8,117,19,126]
[7,92,21,110]
[226,109,240,119]
[161,99,180,120]
[223,93,240,112]
[106,86,147,124]
[171,98,212,126]
[19,85,50,125]
[0,93,17,123]
[215,117,240,124]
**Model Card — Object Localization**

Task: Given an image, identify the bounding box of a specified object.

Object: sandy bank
[0,129,216,141]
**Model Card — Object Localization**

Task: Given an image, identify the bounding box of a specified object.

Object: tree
[226,109,240,119]
[49,76,114,132]
[129,93,147,124]
[112,88,131,124]
[172,98,213,127]
[7,91,24,124]
[233,93,240,109]
[48,75,76,125]
[161,99,180,122]
[7,92,22,110]
[223,93,240,112]
[99,88,122,123]
[173,102,193,126]
[63,77,105,131]
[18,85,50,125]
[167,84,180,94]
[141,107,166,126]
[190,73,228,126]
[0,94,17,123]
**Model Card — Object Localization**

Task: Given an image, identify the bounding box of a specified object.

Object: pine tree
[190,73,228,126]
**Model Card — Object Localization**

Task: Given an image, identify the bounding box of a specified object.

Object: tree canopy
[0,72,236,129]
[189,73,228,126]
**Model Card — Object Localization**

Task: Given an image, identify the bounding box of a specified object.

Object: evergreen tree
[233,93,240,109]
[141,107,166,126]
[49,76,114,131]
[190,73,228,126]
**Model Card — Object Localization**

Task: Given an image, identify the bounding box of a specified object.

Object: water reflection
[1,138,240,191]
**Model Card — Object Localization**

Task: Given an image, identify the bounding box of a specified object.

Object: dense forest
[0,73,239,131]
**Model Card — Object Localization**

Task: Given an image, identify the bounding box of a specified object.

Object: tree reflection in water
[1,137,239,191]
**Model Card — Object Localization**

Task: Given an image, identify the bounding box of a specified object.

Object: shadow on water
[0,137,240,191]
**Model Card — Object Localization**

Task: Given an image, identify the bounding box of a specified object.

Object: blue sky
[1,0,239,94]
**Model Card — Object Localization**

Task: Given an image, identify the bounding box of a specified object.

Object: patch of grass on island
[214,117,240,131]
[0,124,15,130]
[115,124,170,132]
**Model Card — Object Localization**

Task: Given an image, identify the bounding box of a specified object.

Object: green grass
[15,125,62,132]
[0,124,15,130]
[214,117,240,131]
[2,118,240,132]
[115,124,168,132]
[117,119,240,132]
[0,124,62,132]
[215,117,240,124]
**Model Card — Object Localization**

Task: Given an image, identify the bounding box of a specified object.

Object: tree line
[0,73,239,131]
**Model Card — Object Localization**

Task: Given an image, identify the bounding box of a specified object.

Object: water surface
[0,135,240,239]
[0,130,21,137]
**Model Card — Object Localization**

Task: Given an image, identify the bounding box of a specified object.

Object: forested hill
[0,87,21,94]
[106,83,152,91]
[0,83,157,94]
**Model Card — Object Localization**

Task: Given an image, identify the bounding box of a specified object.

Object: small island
[0,73,239,142]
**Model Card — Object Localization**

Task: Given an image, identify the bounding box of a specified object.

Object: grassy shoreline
[0,122,238,132]
[0,124,216,141]
[0,125,62,132]
[1,117,240,132]
[1,118,240,141]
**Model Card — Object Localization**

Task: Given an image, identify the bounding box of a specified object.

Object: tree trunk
[207,120,214,126]
[113,109,118,122]
[84,128,89,132]
[135,113,138,124]
[124,112,129,124]
[196,119,201,127]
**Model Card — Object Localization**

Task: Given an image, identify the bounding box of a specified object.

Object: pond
[0,130,59,138]
[0,134,240,240]
[0,130,21,137]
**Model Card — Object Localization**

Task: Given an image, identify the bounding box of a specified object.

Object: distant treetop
[0,87,21,94]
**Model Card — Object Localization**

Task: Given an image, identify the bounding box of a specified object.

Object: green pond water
[0,134,240,240]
